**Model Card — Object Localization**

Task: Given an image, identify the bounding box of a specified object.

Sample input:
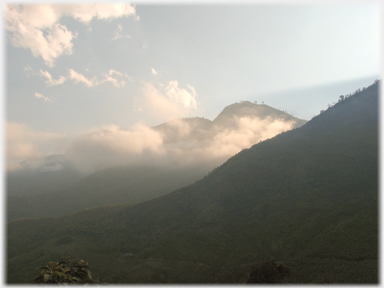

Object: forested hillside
[7,81,378,284]
[7,165,209,220]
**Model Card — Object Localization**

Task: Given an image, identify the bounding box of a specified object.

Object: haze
[5,3,380,173]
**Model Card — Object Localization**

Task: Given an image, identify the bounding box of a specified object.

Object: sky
[4,2,381,173]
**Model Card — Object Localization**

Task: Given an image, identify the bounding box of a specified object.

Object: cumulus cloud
[100,70,133,88]
[56,4,136,23]
[6,122,69,171]
[149,116,296,166]
[111,24,131,41]
[7,111,299,175]
[68,69,96,87]
[151,68,158,75]
[39,68,131,88]
[65,124,164,174]
[34,92,52,102]
[63,115,297,174]
[135,76,198,123]
[164,80,197,109]
[5,4,136,66]
[136,83,186,123]
[40,70,67,86]
[204,117,294,160]
[149,69,196,109]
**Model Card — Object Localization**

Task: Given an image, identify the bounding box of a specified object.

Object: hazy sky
[5,3,381,171]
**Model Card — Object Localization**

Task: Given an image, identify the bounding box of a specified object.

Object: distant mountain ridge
[7,81,378,283]
[213,101,306,128]
[153,117,214,143]
[153,101,306,143]
[7,154,83,196]
[8,101,306,220]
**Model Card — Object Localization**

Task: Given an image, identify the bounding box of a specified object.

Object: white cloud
[101,70,132,88]
[40,70,66,86]
[6,122,68,171]
[38,68,131,88]
[5,4,136,66]
[111,24,131,41]
[68,69,96,87]
[204,117,295,160]
[6,114,299,174]
[148,70,198,110]
[135,81,198,124]
[24,65,38,77]
[55,4,136,23]
[139,83,186,122]
[164,80,197,109]
[34,92,52,102]
[64,115,297,174]
[66,124,164,173]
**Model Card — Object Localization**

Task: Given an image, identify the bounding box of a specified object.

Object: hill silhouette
[153,101,306,143]
[7,154,83,196]
[8,102,306,220]
[213,101,306,129]
[7,81,378,283]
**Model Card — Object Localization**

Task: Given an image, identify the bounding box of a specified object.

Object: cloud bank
[5,4,136,66]
[63,116,295,174]
[7,114,297,174]
[6,122,68,171]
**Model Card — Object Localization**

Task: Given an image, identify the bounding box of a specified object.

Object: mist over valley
[5,3,379,284]
[8,101,307,220]
[7,81,379,283]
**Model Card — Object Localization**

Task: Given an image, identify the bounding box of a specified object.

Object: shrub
[32,256,100,284]
[246,259,290,283]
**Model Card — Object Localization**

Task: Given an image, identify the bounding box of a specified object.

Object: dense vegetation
[7,165,210,220]
[7,81,378,283]
[32,256,100,284]
[246,260,291,283]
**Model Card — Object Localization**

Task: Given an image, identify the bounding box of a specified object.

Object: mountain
[7,102,306,221]
[6,154,83,196]
[7,164,209,220]
[212,101,307,129]
[153,101,306,143]
[153,117,214,143]
[7,82,377,283]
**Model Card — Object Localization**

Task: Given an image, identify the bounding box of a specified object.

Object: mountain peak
[213,101,307,129]
[153,101,307,143]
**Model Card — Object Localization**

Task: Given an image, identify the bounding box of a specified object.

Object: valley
[7,81,378,283]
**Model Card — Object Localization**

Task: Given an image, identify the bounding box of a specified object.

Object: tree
[246,259,290,283]
[32,256,100,284]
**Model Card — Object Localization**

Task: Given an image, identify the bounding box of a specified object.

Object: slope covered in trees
[7,81,378,283]
[7,165,209,220]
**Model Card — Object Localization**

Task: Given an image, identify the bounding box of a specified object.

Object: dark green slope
[7,81,378,283]
[7,164,210,220]
[7,155,83,196]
